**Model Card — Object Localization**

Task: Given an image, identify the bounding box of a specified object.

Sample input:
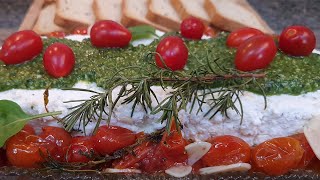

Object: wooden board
[19,0,45,31]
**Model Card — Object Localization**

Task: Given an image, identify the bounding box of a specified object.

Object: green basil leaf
[129,25,158,41]
[0,100,61,147]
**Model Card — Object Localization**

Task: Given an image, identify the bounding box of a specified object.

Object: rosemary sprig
[60,50,266,134]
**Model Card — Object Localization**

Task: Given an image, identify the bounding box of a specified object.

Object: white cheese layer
[1,81,320,145]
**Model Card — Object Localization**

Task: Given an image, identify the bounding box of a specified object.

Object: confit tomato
[180,17,205,40]
[0,30,43,65]
[252,137,304,176]
[93,126,136,156]
[47,31,66,38]
[279,25,316,56]
[72,27,88,35]
[235,35,277,71]
[226,27,264,48]
[66,136,97,163]
[290,133,315,168]
[43,43,75,78]
[90,20,132,48]
[155,36,188,71]
[201,135,251,167]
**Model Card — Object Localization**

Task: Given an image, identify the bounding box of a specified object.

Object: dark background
[0,0,319,48]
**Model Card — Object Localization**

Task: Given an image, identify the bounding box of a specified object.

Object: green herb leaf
[128,25,158,41]
[0,100,61,147]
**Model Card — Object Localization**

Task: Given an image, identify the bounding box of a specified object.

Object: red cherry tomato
[66,136,96,163]
[290,133,315,168]
[226,27,264,48]
[204,26,219,38]
[279,25,316,56]
[72,27,88,35]
[0,30,43,65]
[201,135,251,167]
[90,20,132,48]
[252,137,304,176]
[43,43,75,78]
[180,17,205,40]
[47,31,66,39]
[235,35,277,71]
[155,36,188,71]
[93,126,136,155]
[39,126,72,148]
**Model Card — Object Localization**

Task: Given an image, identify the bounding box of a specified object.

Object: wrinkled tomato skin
[90,20,132,48]
[43,43,75,78]
[93,126,136,156]
[72,27,88,35]
[252,137,304,176]
[279,25,316,56]
[201,135,251,167]
[235,35,277,71]
[226,27,264,48]
[290,133,315,168]
[180,17,205,40]
[47,31,66,38]
[66,136,96,163]
[0,30,43,65]
[155,36,188,71]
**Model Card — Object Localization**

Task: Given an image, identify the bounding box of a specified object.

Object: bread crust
[92,0,102,21]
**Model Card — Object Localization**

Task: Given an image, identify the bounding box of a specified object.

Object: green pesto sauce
[1,34,320,95]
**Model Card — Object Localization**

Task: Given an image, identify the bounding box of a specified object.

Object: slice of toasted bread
[55,0,96,28]
[122,0,171,32]
[147,0,181,31]
[33,3,67,35]
[204,0,274,34]
[93,0,123,23]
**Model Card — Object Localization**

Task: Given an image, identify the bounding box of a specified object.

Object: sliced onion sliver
[103,168,142,174]
[165,165,192,178]
[304,116,320,160]
[185,141,212,165]
[199,163,251,175]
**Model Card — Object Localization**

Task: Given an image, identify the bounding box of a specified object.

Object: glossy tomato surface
[279,25,316,56]
[43,43,75,78]
[90,20,132,48]
[155,36,188,71]
[252,137,304,176]
[72,27,88,35]
[39,126,72,148]
[235,35,277,71]
[0,30,43,65]
[66,136,96,163]
[226,27,264,48]
[47,31,66,39]
[93,126,136,155]
[290,133,315,168]
[180,17,205,40]
[201,135,251,167]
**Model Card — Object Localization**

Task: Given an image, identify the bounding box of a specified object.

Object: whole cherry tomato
[93,126,136,155]
[252,137,304,176]
[226,27,264,48]
[72,27,88,35]
[180,17,205,40]
[39,126,72,147]
[235,35,277,71]
[201,135,251,167]
[90,20,132,48]
[290,133,315,168]
[43,43,75,78]
[0,30,43,65]
[279,25,316,56]
[204,26,219,38]
[66,136,96,163]
[47,31,66,39]
[155,36,189,71]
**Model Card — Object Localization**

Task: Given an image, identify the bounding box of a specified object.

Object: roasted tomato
[235,35,277,71]
[72,27,88,35]
[252,137,304,176]
[0,30,43,65]
[201,135,251,167]
[180,17,205,40]
[290,133,315,168]
[279,25,316,56]
[47,31,66,38]
[66,136,96,163]
[43,42,75,78]
[226,27,264,48]
[155,36,189,71]
[90,20,132,48]
[93,126,136,156]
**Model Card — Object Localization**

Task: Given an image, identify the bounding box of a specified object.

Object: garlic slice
[185,141,212,165]
[103,168,141,174]
[199,163,251,175]
[304,116,320,160]
[165,165,192,178]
